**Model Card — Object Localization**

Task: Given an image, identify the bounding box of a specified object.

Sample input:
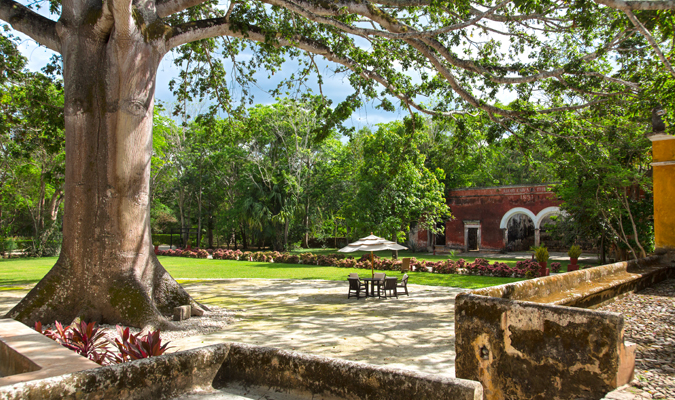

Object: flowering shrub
[276,253,300,264]
[466,258,491,275]
[550,262,562,273]
[434,260,458,274]
[300,253,317,265]
[196,249,209,259]
[154,245,546,280]
[358,253,379,263]
[515,260,541,279]
[414,259,429,272]
[336,258,357,268]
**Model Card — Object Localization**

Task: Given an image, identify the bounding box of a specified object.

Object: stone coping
[0,319,100,387]
[0,343,483,400]
[469,255,674,308]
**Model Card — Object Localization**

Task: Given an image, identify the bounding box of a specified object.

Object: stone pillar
[650,134,675,251]
[534,229,541,247]
[464,226,469,252]
[503,229,508,248]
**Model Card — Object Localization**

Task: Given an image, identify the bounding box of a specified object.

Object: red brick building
[411,184,562,252]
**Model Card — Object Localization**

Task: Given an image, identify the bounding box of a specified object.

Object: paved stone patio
[173,279,464,377]
[0,278,465,378]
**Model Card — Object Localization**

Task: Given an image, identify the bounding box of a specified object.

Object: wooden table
[361,277,398,298]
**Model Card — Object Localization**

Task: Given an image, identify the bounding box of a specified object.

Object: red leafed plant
[110,326,170,363]
[35,321,170,365]
[35,321,114,365]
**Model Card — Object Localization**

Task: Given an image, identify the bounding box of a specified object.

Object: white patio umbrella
[338,234,407,277]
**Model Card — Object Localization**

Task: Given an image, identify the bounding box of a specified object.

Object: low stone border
[0,319,100,387]
[0,342,483,400]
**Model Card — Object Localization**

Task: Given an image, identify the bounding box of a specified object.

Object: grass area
[0,255,523,289]
[0,256,57,286]
[159,257,522,289]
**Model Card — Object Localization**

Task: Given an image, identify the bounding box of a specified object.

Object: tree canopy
[1,0,672,328]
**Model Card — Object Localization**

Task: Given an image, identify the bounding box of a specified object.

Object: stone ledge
[0,319,100,387]
[0,343,483,400]
[469,255,674,308]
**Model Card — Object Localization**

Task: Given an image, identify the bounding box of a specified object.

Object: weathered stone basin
[0,342,483,400]
[455,253,675,400]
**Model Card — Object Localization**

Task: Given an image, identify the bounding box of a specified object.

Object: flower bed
[156,248,542,279]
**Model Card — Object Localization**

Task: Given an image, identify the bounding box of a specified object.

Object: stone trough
[455,252,675,400]
[0,339,483,400]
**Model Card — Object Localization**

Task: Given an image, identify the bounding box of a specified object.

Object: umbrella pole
[371,251,374,278]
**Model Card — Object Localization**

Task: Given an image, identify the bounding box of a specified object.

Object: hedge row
[157,248,543,278]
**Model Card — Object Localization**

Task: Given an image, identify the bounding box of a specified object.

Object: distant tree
[345,118,449,248]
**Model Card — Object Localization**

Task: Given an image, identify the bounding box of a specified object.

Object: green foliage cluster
[149,98,449,252]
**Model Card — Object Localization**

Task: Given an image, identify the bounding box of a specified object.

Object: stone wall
[455,254,675,400]
[0,342,483,400]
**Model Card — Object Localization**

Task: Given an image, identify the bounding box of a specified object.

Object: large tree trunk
[6,22,198,329]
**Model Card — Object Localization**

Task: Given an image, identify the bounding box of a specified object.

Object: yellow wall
[652,137,675,251]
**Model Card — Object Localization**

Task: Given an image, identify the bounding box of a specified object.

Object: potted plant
[153,240,161,255]
[568,245,582,271]
[534,246,549,277]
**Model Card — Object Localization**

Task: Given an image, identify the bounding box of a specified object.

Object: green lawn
[0,256,58,286]
[0,255,523,289]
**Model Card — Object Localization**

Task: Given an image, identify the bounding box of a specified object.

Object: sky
[12,25,404,131]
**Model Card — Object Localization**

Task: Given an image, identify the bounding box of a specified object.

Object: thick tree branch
[262,0,508,40]
[594,0,675,10]
[0,0,60,52]
[167,19,469,116]
[111,0,135,37]
[623,9,675,78]
[156,0,209,18]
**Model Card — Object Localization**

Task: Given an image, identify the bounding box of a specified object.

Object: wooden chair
[373,273,386,298]
[349,273,367,291]
[347,278,365,299]
[397,273,409,296]
[400,257,411,273]
[381,277,398,299]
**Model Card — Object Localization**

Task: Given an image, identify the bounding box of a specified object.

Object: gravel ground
[97,306,236,343]
[597,279,675,400]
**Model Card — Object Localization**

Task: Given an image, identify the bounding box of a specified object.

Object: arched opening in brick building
[506,214,535,251]
[435,221,446,247]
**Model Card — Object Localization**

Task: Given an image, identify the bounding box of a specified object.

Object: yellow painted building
[650,134,675,251]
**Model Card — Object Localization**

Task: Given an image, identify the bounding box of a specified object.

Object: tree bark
[6,21,198,329]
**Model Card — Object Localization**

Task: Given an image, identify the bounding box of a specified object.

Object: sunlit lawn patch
[1,256,524,289]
